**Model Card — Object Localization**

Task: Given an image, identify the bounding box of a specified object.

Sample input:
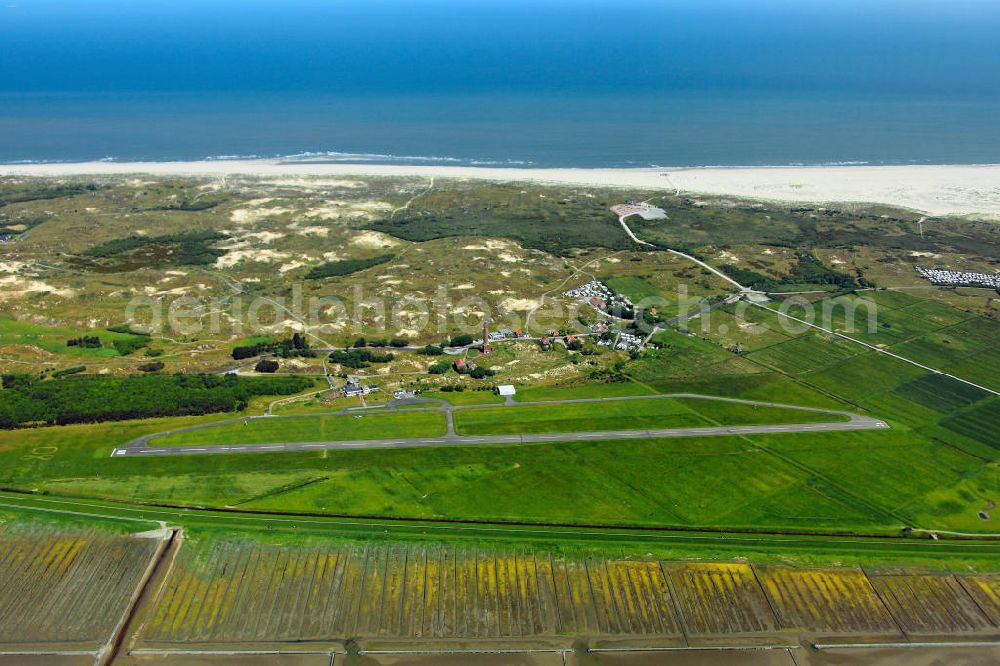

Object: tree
[390,338,409,348]
[255,359,280,373]
[428,360,451,375]
[451,334,474,347]
[419,344,444,356]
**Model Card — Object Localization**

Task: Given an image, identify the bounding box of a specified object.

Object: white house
[496,385,516,397]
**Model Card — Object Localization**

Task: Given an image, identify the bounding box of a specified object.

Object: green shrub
[67,336,102,349]
[113,337,150,356]
[254,359,280,373]
[305,255,394,279]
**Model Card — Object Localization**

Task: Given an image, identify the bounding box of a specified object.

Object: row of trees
[232,333,315,360]
[351,337,409,348]
[0,373,312,429]
[328,348,395,369]
[67,336,101,349]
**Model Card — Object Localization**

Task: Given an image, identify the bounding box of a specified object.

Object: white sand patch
[261,177,364,189]
[452,283,475,290]
[230,207,294,224]
[829,257,846,265]
[395,328,419,337]
[501,297,542,311]
[718,250,740,263]
[215,248,290,269]
[350,230,400,249]
[763,249,774,255]
[322,251,342,261]
[164,270,188,276]
[910,251,941,258]
[279,261,307,273]
[157,287,191,296]
[0,261,26,273]
[380,278,402,285]
[605,257,621,263]
[487,289,510,295]
[303,200,393,221]
[241,231,285,244]
[462,244,488,251]
[498,253,520,263]
[8,161,1000,217]
[0,276,74,299]
[3,224,27,232]
[261,319,305,333]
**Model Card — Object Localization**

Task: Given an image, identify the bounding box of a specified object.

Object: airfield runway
[112,394,888,457]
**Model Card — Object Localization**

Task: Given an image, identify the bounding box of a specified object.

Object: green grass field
[155,410,448,447]
[0,287,994,545]
[0,317,150,358]
[453,397,846,435]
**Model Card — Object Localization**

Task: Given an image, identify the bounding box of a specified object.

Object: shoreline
[2,160,1000,217]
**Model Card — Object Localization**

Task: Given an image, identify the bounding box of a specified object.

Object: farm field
[130,538,999,650]
[155,410,448,447]
[0,523,163,651]
[453,397,847,436]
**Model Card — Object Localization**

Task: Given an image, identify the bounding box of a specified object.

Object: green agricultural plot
[155,410,448,447]
[893,374,990,414]
[515,382,657,402]
[603,275,662,303]
[747,332,862,375]
[940,399,1000,450]
[0,317,148,358]
[453,397,845,435]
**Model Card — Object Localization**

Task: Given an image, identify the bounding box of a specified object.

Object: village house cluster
[598,330,645,352]
[486,326,517,343]
[563,281,633,318]
[917,267,1000,290]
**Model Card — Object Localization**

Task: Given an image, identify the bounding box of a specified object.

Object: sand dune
[3,160,999,217]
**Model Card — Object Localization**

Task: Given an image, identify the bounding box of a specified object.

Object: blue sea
[2,0,999,167]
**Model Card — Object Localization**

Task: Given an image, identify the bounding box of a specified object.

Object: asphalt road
[112,394,888,457]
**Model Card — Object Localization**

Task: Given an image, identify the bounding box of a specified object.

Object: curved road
[112,393,889,458]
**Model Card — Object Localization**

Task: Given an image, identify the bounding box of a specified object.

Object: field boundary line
[813,641,1000,649]
[100,528,178,665]
[753,302,999,396]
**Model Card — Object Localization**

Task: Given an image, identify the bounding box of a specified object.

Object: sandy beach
[2,160,999,218]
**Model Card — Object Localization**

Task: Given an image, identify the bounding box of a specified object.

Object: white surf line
[755,302,1000,397]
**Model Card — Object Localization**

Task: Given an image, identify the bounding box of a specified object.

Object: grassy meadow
[1,175,998,565]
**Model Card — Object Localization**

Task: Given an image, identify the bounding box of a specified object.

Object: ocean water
[2,0,999,167]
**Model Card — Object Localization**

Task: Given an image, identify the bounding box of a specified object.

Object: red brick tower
[482,319,491,354]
